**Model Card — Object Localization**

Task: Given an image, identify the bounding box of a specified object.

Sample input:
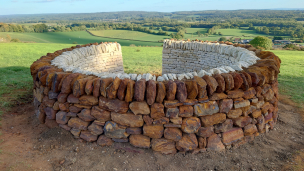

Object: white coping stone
[172,74,177,80]
[198,70,207,77]
[186,73,194,79]
[177,74,184,80]
[157,76,164,82]
[192,72,198,76]
[130,74,137,81]
[184,73,190,79]
[152,75,156,81]
[162,74,169,81]
[168,74,174,80]
[136,74,142,81]
[146,73,153,81]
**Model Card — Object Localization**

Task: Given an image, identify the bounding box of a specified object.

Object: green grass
[270,50,304,106]
[0,31,162,46]
[90,30,170,42]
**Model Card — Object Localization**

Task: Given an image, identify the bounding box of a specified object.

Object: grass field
[0,43,303,108]
[0,31,162,46]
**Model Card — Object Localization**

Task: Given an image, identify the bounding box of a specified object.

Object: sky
[0,0,304,15]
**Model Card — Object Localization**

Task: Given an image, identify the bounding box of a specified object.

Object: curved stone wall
[30,40,281,154]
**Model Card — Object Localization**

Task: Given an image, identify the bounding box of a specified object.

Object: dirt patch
[0,100,304,171]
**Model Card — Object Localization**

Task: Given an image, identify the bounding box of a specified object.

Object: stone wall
[51,42,124,75]
[30,41,281,154]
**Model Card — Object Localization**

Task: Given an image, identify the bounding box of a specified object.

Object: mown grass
[270,50,304,106]
[0,31,162,46]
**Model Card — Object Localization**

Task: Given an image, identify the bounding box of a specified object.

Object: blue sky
[0,0,303,15]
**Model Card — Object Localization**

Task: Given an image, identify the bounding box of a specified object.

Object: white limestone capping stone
[186,73,194,79]
[145,73,153,81]
[177,74,184,80]
[152,75,156,81]
[167,74,174,80]
[172,74,177,80]
[162,74,169,81]
[130,74,137,81]
[157,76,164,82]
[136,74,142,81]
[184,73,190,79]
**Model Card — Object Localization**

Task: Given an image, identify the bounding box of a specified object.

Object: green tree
[6,34,11,42]
[249,36,273,50]
[219,37,227,41]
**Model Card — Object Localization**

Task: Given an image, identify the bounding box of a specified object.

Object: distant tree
[205,33,209,37]
[250,36,273,50]
[219,37,227,41]
[273,36,284,40]
[197,31,202,37]
[218,32,222,35]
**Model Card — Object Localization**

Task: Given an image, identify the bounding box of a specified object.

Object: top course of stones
[51,40,261,81]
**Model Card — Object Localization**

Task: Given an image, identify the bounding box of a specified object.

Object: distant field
[89,30,170,42]
[0,31,162,46]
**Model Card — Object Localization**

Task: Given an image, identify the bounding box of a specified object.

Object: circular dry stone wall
[31,40,281,154]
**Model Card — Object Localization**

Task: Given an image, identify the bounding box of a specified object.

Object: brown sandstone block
[222,128,244,145]
[193,76,207,98]
[104,121,129,139]
[88,123,104,135]
[73,77,94,98]
[125,79,135,102]
[219,99,233,114]
[214,119,233,133]
[66,112,77,117]
[117,78,129,101]
[233,116,252,127]
[99,96,129,113]
[56,111,69,125]
[126,127,142,135]
[198,137,207,149]
[244,124,258,136]
[164,127,182,141]
[44,107,57,120]
[210,93,228,101]
[230,72,243,90]
[91,106,111,122]
[176,133,198,151]
[100,77,113,97]
[196,126,214,137]
[46,72,56,89]
[78,109,95,122]
[97,135,114,146]
[263,89,274,101]
[92,78,101,98]
[174,80,188,102]
[52,72,69,93]
[106,77,121,99]
[164,100,183,108]
[241,71,252,88]
[183,99,198,106]
[58,102,69,112]
[243,87,256,99]
[239,73,249,91]
[134,79,146,101]
[151,138,176,154]
[143,125,164,139]
[69,106,82,113]
[85,78,99,95]
[143,115,153,125]
[221,73,234,92]
[129,101,150,115]
[202,75,218,96]
[264,112,273,123]
[185,80,198,99]
[166,80,177,100]
[68,118,90,130]
[129,135,151,148]
[227,89,244,99]
[241,105,257,116]
[70,128,81,138]
[214,74,225,93]
[181,117,201,133]
[153,117,169,125]
[67,94,79,104]
[146,80,156,105]
[165,107,179,118]
[227,109,242,119]
[200,113,226,127]
[42,96,56,108]
[194,101,219,116]
[57,93,68,103]
[79,95,98,106]
[247,72,260,87]
[206,133,225,151]
[170,117,182,125]
[111,112,144,127]
[150,103,165,119]
[156,82,166,103]
[179,105,194,117]
[80,131,98,142]
[234,99,250,109]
